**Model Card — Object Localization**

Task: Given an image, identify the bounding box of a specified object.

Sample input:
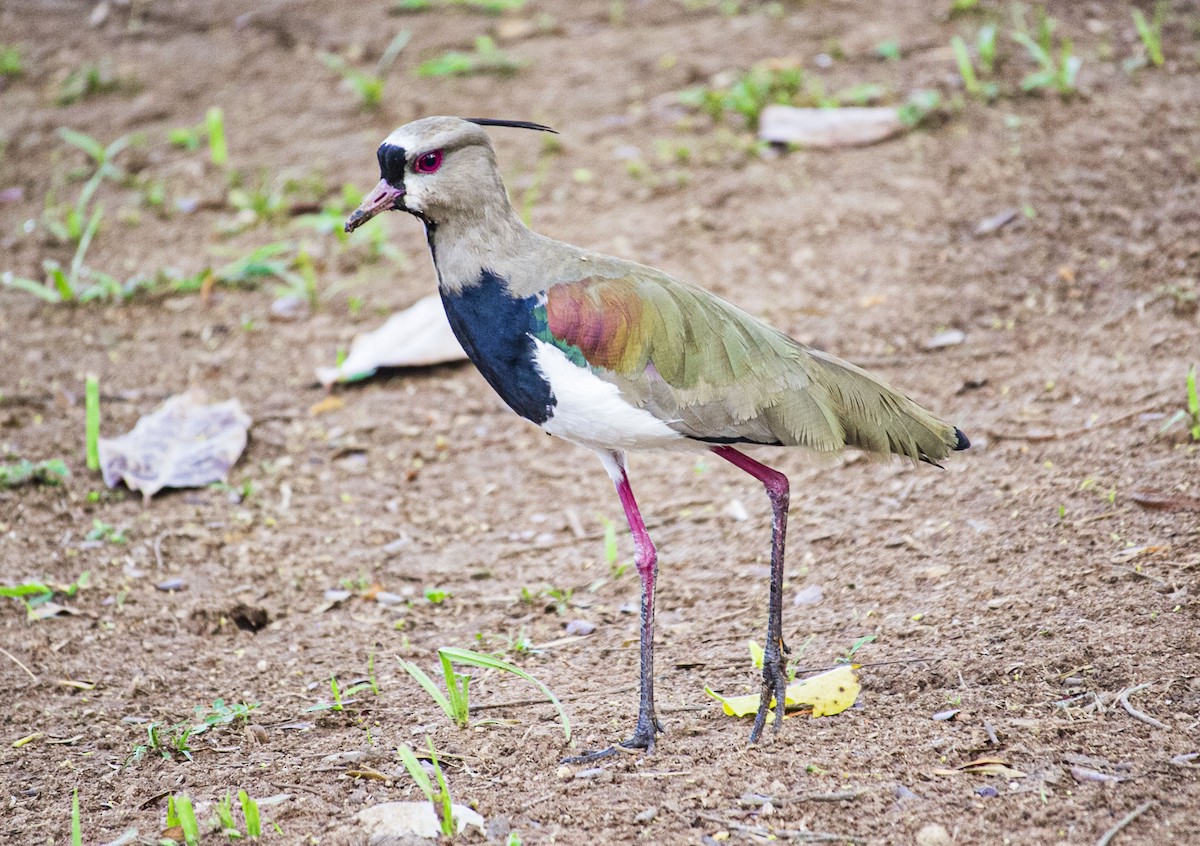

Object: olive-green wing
[539,269,960,462]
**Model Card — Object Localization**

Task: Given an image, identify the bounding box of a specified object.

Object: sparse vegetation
[0,45,23,77]
[397,647,570,738]
[1,572,88,617]
[320,30,411,110]
[1160,366,1200,441]
[397,738,456,837]
[55,60,123,105]
[839,633,877,663]
[167,794,201,846]
[0,459,68,488]
[1012,5,1081,96]
[1131,2,1168,68]
[129,699,259,763]
[951,25,999,100]
[416,36,526,78]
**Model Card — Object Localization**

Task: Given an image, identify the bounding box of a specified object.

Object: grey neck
[422,199,636,299]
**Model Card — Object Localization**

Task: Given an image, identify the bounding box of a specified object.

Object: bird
[345,116,969,761]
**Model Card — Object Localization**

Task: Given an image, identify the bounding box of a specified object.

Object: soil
[1,1,1198,844]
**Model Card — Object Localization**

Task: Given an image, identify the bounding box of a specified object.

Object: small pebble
[915,823,951,846]
[244,724,269,745]
[923,328,966,350]
[485,815,511,841]
[575,767,613,783]
[565,619,596,636]
[155,578,187,592]
[793,584,824,605]
[932,709,960,721]
[555,765,573,782]
[634,807,657,824]
[974,785,999,798]
[269,294,310,322]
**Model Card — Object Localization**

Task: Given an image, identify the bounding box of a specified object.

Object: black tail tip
[953,428,970,451]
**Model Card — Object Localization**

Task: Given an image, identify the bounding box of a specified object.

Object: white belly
[531,338,691,452]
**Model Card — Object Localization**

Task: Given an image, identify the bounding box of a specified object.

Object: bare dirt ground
[2,1,1199,843]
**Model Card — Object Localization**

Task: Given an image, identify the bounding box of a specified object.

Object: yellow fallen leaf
[705,665,861,721]
[309,396,345,416]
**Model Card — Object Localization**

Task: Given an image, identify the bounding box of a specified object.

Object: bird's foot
[561,714,662,764]
[748,642,789,744]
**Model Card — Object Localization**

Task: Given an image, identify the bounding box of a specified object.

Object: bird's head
[344,116,555,233]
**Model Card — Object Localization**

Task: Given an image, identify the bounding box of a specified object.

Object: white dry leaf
[355,801,485,840]
[758,104,906,148]
[98,390,251,501]
[316,295,467,387]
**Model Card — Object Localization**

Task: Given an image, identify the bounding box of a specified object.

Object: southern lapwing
[346,116,969,760]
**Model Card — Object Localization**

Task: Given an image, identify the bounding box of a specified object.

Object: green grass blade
[396,657,456,720]
[427,737,454,836]
[238,790,261,837]
[70,205,103,284]
[1,272,61,302]
[396,743,436,802]
[438,647,571,740]
[85,374,100,472]
[0,582,53,598]
[950,36,978,95]
[438,651,471,726]
[376,30,412,76]
[49,265,74,302]
[71,789,82,846]
[175,794,200,846]
[58,128,105,162]
[206,107,227,166]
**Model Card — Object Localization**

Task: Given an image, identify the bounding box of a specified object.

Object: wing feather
[542,270,958,461]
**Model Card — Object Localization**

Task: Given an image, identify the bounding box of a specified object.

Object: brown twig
[0,646,38,683]
[470,684,636,712]
[698,813,865,843]
[1096,800,1155,846]
[1118,683,1167,730]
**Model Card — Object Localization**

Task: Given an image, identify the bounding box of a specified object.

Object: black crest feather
[466,118,558,134]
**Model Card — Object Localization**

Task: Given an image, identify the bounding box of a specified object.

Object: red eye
[413,150,443,174]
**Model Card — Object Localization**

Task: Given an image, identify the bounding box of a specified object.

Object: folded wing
[539,270,961,463]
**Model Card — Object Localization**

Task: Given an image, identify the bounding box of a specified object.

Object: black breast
[440,271,555,425]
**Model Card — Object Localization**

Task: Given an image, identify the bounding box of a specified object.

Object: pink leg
[565,450,662,762]
[712,446,791,742]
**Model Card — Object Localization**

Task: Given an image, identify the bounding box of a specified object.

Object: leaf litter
[705,664,861,721]
[98,390,251,501]
[315,294,467,387]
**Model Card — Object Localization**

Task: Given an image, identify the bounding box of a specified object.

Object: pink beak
[345,178,405,233]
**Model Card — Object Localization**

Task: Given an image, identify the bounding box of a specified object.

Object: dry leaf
[315,295,467,387]
[1130,490,1200,512]
[308,396,345,416]
[98,390,251,501]
[759,104,905,148]
[933,756,1026,778]
[705,664,860,722]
